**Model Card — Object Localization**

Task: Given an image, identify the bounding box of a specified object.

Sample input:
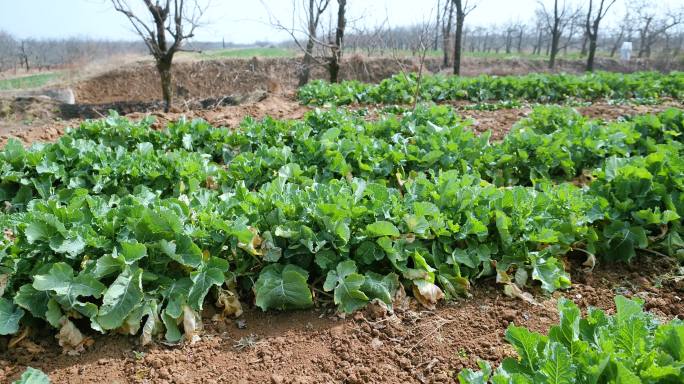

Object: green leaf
[548,298,581,349]
[366,221,400,237]
[187,265,225,311]
[33,263,106,309]
[656,322,684,360]
[615,295,644,324]
[160,235,203,268]
[254,264,313,311]
[539,342,575,384]
[323,260,369,313]
[119,242,147,265]
[458,360,492,384]
[614,361,642,384]
[355,241,385,265]
[14,284,50,320]
[0,297,24,335]
[360,272,399,307]
[49,235,86,257]
[12,367,50,384]
[531,256,571,293]
[45,299,62,328]
[505,325,547,373]
[97,267,144,330]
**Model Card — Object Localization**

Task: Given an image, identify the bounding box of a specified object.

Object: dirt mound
[74,56,681,105]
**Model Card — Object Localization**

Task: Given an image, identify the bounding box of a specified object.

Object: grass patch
[0,72,62,90]
[197,47,296,59]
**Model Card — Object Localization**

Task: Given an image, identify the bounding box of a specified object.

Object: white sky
[0,0,678,44]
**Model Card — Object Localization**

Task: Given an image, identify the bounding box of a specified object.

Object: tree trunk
[609,30,624,57]
[534,29,543,54]
[299,0,318,87]
[549,30,560,69]
[442,1,454,67]
[580,33,589,56]
[505,30,512,54]
[453,14,464,75]
[517,28,524,53]
[586,36,598,71]
[329,0,346,83]
[157,58,173,112]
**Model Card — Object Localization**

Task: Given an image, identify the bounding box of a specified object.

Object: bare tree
[300,0,331,86]
[538,0,576,69]
[328,0,347,83]
[110,0,206,112]
[452,0,476,75]
[18,40,30,72]
[609,12,632,57]
[584,0,617,71]
[442,0,455,66]
[631,0,683,58]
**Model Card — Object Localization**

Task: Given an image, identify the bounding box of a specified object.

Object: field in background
[0,48,638,92]
[0,72,62,90]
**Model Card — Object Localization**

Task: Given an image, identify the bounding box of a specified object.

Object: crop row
[298,71,684,105]
[0,105,682,345]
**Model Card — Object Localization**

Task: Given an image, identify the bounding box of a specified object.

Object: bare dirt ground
[1,255,682,384]
[1,93,681,147]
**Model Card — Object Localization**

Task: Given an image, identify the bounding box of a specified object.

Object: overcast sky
[0,0,680,44]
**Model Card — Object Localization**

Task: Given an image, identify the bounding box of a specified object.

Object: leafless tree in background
[630,0,683,58]
[441,0,455,66]
[300,0,330,85]
[584,0,617,71]
[538,0,576,69]
[452,0,476,75]
[110,0,206,111]
[328,0,347,83]
[265,0,347,84]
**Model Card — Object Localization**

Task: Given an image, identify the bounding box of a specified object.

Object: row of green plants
[0,105,681,346]
[458,296,684,383]
[298,71,684,105]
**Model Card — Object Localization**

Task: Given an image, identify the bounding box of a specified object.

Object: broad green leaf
[33,263,106,309]
[505,325,547,373]
[365,221,400,237]
[97,267,144,330]
[538,342,575,384]
[12,367,50,384]
[361,272,399,306]
[187,265,225,311]
[160,235,203,268]
[14,284,50,320]
[119,241,147,265]
[254,264,313,311]
[0,297,24,335]
[323,260,369,313]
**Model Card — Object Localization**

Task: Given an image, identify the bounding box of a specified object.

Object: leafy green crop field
[299,71,684,105]
[1,69,684,380]
[0,103,682,345]
[459,296,684,383]
[0,72,62,90]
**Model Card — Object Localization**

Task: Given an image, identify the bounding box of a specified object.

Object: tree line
[2,0,682,112]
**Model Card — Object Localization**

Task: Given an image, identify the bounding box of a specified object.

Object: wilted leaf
[412,280,444,310]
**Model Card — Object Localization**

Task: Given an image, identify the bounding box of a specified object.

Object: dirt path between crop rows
[1,94,682,147]
[1,255,682,384]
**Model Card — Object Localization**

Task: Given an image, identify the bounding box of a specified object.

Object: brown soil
[459,99,684,141]
[3,94,681,148]
[72,56,681,105]
[1,255,681,384]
